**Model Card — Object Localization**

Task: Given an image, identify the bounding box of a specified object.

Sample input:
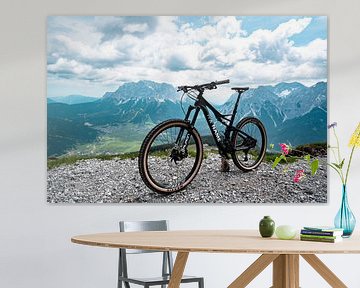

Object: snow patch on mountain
[278,89,291,98]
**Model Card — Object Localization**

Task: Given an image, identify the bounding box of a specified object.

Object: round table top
[71,230,360,254]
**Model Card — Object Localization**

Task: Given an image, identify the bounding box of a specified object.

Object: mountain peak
[274,82,305,89]
[222,81,326,119]
[311,81,327,89]
[103,80,179,103]
[272,82,305,98]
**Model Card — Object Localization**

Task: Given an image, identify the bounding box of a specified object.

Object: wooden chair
[118,220,204,288]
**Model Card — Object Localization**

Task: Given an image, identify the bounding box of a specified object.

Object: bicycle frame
[139,79,267,194]
[180,89,253,157]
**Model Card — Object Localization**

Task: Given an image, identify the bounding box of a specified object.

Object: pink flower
[293,169,305,183]
[279,143,289,155]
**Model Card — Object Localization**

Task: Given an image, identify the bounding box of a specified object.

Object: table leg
[272,254,299,288]
[228,254,279,288]
[229,253,348,288]
[301,254,347,288]
[168,252,189,288]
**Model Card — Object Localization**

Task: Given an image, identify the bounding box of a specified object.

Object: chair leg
[118,249,122,288]
[199,278,204,288]
[118,279,130,288]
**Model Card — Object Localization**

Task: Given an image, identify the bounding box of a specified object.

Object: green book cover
[300,236,342,243]
[300,234,339,240]
[303,226,344,232]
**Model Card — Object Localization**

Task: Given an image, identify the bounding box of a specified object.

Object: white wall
[1,0,360,287]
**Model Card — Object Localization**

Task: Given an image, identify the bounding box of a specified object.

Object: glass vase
[334,185,356,237]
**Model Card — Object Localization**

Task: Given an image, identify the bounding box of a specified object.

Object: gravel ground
[47,154,327,204]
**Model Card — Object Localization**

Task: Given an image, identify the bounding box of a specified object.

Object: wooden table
[72,230,360,288]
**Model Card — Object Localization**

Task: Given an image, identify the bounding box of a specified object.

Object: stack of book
[300,226,344,243]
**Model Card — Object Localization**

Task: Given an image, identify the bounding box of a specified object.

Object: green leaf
[332,161,344,169]
[272,154,287,168]
[272,156,282,168]
[269,143,274,149]
[311,159,319,176]
[304,154,311,163]
[328,163,341,173]
[339,158,345,169]
[280,154,287,162]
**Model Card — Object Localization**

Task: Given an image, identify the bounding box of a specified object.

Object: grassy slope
[48,142,326,170]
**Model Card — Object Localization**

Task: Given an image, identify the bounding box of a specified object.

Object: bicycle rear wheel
[231,117,267,171]
[138,119,203,194]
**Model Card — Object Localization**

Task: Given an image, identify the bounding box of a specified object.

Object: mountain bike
[138,79,267,194]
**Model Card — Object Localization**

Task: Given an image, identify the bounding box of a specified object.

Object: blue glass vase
[334,185,356,237]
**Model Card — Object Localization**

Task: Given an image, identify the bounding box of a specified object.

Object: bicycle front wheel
[231,117,267,171]
[138,119,203,194]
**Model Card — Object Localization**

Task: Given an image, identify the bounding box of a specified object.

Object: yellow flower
[349,122,360,147]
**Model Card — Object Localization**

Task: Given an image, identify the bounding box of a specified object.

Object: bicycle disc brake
[169,147,187,164]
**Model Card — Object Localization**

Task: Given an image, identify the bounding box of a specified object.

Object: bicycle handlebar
[177,79,230,92]
[213,79,230,85]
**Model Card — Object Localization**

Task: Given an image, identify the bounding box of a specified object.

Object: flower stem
[330,148,339,165]
[334,127,342,161]
[328,163,344,180]
[345,145,356,185]
[332,127,345,184]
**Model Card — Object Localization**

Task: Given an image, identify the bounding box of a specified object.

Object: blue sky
[47,16,327,103]
[176,16,327,45]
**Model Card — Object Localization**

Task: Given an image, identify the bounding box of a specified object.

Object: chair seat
[119,274,203,285]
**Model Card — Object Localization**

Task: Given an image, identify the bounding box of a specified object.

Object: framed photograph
[47,16,327,203]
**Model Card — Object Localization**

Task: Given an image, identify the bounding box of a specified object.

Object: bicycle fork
[171,106,200,162]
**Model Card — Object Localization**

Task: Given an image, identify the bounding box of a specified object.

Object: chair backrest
[120,220,168,232]
[119,220,169,254]
[118,220,174,284]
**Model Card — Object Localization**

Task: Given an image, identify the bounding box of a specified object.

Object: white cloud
[215,16,244,38]
[154,16,178,34]
[48,58,93,75]
[247,18,312,63]
[123,23,148,33]
[273,17,312,38]
[288,38,327,63]
[54,35,123,61]
[47,16,327,102]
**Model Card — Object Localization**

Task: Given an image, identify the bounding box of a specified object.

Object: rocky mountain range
[48,94,99,105]
[221,81,327,146]
[47,80,327,157]
[103,80,179,103]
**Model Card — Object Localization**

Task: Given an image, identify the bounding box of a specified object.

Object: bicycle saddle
[231,87,249,92]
